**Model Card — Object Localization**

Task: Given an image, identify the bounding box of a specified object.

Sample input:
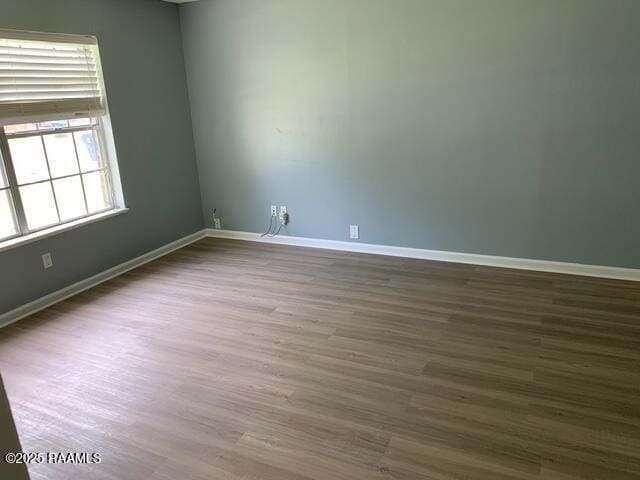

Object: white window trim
[0,28,126,250]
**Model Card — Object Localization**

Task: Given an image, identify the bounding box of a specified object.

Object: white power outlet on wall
[212,209,221,229]
[42,252,53,269]
[270,205,277,216]
[278,205,289,225]
[350,225,359,239]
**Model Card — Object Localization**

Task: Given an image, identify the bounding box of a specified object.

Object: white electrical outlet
[270,205,277,217]
[214,218,221,229]
[42,252,53,269]
[279,205,287,214]
[350,225,359,239]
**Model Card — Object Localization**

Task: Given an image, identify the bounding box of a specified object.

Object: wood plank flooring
[1,237,640,480]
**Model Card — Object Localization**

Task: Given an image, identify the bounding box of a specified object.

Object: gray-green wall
[1,0,639,318]
[0,0,203,314]
[180,0,640,268]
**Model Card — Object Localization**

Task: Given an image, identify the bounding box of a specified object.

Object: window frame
[0,151,21,242]
[0,29,125,247]
[0,134,24,242]
[0,118,118,240]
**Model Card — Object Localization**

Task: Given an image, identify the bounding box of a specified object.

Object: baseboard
[205,229,640,282]
[3,227,637,329]
[0,229,207,329]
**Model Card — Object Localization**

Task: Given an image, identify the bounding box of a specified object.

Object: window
[0,29,124,244]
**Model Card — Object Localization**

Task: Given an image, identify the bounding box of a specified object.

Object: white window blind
[0,30,105,125]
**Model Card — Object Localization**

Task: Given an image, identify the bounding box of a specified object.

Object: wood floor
[1,237,640,480]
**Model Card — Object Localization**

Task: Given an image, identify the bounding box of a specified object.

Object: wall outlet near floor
[270,205,277,217]
[278,206,289,225]
[42,253,53,269]
[212,208,221,229]
[350,225,360,240]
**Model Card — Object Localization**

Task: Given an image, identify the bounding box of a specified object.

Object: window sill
[0,208,129,254]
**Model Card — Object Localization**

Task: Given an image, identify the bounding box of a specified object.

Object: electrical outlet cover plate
[42,253,53,269]
[214,218,221,229]
[280,205,287,214]
[350,225,359,239]
[270,205,277,216]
